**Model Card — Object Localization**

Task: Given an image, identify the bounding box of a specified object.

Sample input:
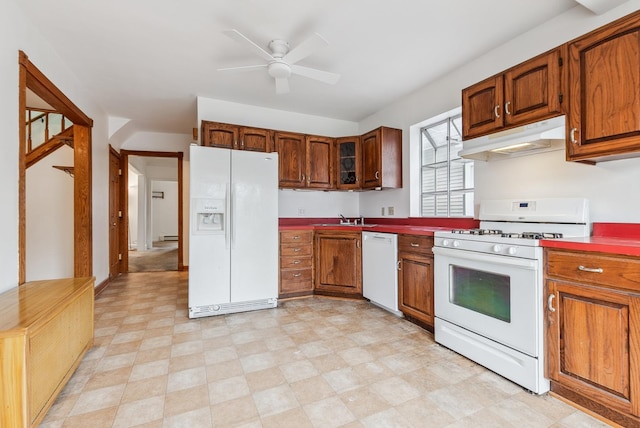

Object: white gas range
[432,198,590,394]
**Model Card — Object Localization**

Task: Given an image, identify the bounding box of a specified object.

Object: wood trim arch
[19,51,93,284]
[120,150,184,272]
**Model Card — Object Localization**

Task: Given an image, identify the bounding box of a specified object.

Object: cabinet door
[567,13,640,162]
[306,135,334,189]
[504,48,563,126]
[240,127,272,152]
[336,136,361,190]
[315,232,362,295]
[361,128,381,189]
[462,76,504,139]
[201,121,238,149]
[398,252,433,327]
[275,132,306,188]
[547,280,640,417]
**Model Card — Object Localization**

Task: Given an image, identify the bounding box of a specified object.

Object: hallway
[41,272,610,427]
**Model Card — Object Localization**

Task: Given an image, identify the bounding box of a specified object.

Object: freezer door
[230,150,279,302]
[188,146,232,308]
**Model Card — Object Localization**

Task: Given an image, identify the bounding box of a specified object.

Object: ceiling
[18,0,593,135]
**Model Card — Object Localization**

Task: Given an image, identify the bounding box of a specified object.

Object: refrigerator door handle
[225,182,231,249]
[230,183,237,249]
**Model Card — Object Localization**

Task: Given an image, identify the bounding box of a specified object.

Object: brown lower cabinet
[279,230,314,298]
[314,230,362,296]
[545,248,640,427]
[397,234,434,329]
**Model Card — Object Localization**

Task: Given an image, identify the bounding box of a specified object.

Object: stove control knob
[452,240,460,247]
[492,244,502,253]
[507,246,517,255]
[442,239,450,247]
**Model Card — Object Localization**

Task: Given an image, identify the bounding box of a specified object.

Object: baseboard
[94,277,111,296]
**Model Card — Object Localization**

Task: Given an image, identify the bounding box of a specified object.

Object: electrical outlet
[388,206,395,216]
[381,207,385,216]
[298,208,305,216]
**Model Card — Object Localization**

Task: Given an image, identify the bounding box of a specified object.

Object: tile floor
[40,271,612,427]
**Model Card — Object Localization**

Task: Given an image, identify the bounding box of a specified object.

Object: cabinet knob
[494,105,501,118]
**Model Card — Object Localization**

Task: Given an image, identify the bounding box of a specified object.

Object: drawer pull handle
[293,248,301,252]
[293,236,300,240]
[410,243,420,247]
[292,260,301,264]
[570,127,578,144]
[293,273,302,278]
[494,104,500,118]
[578,265,603,273]
[548,294,556,312]
[397,260,401,271]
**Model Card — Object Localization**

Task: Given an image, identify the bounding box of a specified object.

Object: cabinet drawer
[280,230,313,244]
[280,268,312,283]
[281,244,312,257]
[546,249,640,292]
[398,234,433,255]
[280,256,312,269]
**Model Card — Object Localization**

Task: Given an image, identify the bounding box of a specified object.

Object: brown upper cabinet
[201,121,273,152]
[336,136,361,190]
[274,132,335,189]
[566,11,640,163]
[275,131,306,188]
[305,135,334,189]
[361,126,402,189]
[200,120,402,190]
[462,47,564,140]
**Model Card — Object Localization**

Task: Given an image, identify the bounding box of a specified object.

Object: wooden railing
[26,108,72,152]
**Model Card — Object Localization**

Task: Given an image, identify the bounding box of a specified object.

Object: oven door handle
[432,246,538,270]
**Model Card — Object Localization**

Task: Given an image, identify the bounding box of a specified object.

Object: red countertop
[541,223,640,257]
[279,217,478,236]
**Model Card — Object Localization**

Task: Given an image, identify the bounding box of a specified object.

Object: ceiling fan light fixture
[268,61,292,79]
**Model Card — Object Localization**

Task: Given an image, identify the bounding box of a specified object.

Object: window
[420,113,474,216]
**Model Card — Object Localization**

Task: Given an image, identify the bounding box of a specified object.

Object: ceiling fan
[219,29,340,94]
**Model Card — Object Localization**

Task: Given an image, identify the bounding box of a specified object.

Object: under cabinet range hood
[459,115,566,161]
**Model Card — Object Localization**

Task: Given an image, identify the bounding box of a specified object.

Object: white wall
[357,0,640,222]
[0,1,109,294]
[152,180,178,241]
[26,146,74,281]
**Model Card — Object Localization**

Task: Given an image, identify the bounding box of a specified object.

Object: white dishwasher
[362,231,401,316]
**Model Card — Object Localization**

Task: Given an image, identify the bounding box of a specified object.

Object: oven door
[432,246,541,357]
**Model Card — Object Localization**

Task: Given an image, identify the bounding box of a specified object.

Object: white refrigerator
[188,145,279,318]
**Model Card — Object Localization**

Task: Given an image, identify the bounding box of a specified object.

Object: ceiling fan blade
[218,64,267,72]
[283,33,329,65]
[275,78,290,94]
[223,29,274,62]
[290,64,340,85]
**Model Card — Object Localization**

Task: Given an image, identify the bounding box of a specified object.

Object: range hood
[459,115,566,161]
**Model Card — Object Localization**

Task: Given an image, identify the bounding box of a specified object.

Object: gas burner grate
[501,232,564,239]
[452,228,503,235]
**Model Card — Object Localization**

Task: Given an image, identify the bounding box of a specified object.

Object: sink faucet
[339,214,350,224]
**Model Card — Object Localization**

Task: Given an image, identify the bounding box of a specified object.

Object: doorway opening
[120,150,184,273]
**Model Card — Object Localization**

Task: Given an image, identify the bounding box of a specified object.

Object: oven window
[450,266,511,322]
